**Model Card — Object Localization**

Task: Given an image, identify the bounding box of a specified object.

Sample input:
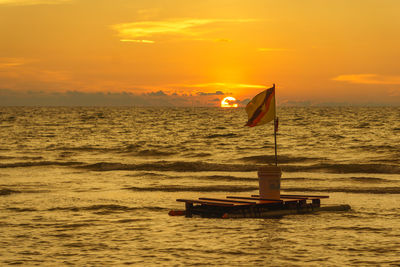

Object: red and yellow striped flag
[245,85,275,127]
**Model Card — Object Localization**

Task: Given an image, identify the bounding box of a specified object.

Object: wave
[55,223,98,229]
[79,160,400,174]
[283,187,400,194]
[282,177,323,181]
[201,175,258,182]
[124,143,143,151]
[324,226,391,233]
[0,156,44,160]
[124,185,258,192]
[46,145,111,152]
[80,161,257,172]
[184,152,212,158]
[48,204,137,212]
[0,188,50,195]
[201,176,392,183]
[114,218,150,223]
[125,173,257,182]
[46,143,137,153]
[283,163,400,174]
[3,158,399,175]
[45,143,178,157]
[6,207,37,212]
[47,204,168,214]
[239,155,321,164]
[351,144,399,153]
[135,149,177,157]
[0,188,21,196]
[329,134,345,139]
[206,133,238,139]
[349,177,388,183]
[126,173,322,182]
[5,204,168,215]
[0,161,83,169]
[354,122,370,129]
[124,172,170,178]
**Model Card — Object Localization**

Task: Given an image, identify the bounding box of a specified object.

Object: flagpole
[273,84,278,166]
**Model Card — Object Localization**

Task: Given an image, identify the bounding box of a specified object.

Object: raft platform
[169,194,351,219]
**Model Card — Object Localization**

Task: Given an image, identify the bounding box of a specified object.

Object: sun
[221,96,238,108]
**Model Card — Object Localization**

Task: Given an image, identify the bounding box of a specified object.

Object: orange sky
[1,0,399,106]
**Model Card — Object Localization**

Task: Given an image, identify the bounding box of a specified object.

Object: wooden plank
[281,198,304,202]
[250,195,304,202]
[252,194,329,199]
[222,204,351,219]
[281,194,329,199]
[176,199,234,206]
[226,196,282,203]
[307,197,328,200]
[279,196,309,199]
[199,197,256,204]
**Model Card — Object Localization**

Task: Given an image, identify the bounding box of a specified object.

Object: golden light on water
[221,96,238,108]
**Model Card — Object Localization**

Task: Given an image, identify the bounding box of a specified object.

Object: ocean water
[0,106,399,266]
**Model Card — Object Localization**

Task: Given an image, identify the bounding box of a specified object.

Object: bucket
[258,165,282,200]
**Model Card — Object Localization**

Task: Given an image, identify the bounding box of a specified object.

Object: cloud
[333,74,400,85]
[0,89,146,106]
[146,90,167,96]
[0,89,227,106]
[120,39,155,44]
[112,18,255,43]
[197,91,224,96]
[0,0,71,6]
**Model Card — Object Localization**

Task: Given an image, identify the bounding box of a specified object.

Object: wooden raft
[169,194,350,218]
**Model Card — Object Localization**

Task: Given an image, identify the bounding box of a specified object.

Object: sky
[0,0,399,106]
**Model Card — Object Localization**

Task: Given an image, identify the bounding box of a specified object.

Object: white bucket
[258,165,282,200]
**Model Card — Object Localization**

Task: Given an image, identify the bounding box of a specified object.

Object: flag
[245,85,276,127]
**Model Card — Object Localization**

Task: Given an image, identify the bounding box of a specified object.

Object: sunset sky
[1,0,399,106]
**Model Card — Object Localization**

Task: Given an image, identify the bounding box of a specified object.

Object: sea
[0,106,399,266]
